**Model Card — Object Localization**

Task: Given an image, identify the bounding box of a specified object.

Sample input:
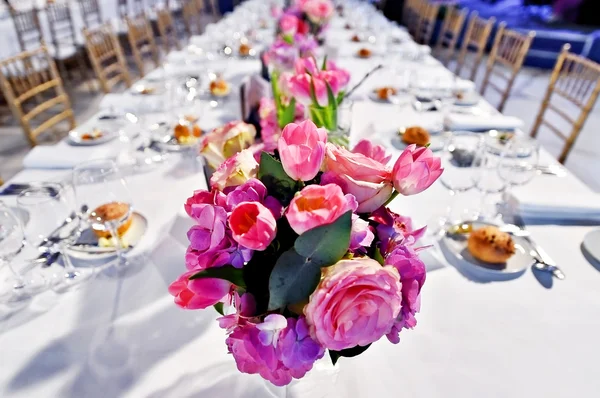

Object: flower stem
[383,190,400,207]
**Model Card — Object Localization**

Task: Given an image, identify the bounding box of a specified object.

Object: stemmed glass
[437,132,485,231]
[72,160,136,275]
[498,136,540,210]
[472,145,506,221]
[0,201,47,305]
[17,183,93,292]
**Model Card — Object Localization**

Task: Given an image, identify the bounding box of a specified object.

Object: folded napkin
[241,74,270,119]
[22,143,114,169]
[507,190,600,222]
[99,93,165,115]
[414,78,475,91]
[444,114,523,131]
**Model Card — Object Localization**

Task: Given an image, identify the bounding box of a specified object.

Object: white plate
[442,222,534,279]
[583,229,600,263]
[131,82,164,96]
[453,92,480,106]
[368,90,401,104]
[67,129,117,146]
[67,212,148,261]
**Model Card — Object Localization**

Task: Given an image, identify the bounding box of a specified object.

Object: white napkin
[99,93,165,115]
[507,190,600,221]
[415,77,475,91]
[22,142,114,169]
[444,114,523,131]
[241,74,270,119]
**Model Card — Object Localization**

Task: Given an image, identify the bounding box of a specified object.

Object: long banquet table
[1,2,600,397]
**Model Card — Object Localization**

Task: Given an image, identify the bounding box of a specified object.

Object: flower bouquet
[199,121,257,169]
[170,119,443,386]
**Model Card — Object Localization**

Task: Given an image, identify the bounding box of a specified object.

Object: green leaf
[280,97,297,127]
[326,82,337,110]
[374,247,385,266]
[213,302,225,316]
[189,265,246,288]
[321,55,328,71]
[282,34,293,45]
[336,91,345,106]
[294,211,352,267]
[258,152,299,205]
[308,75,321,107]
[328,344,372,365]
[268,249,322,310]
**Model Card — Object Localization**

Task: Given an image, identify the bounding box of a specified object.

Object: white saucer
[67,129,117,146]
[583,229,600,263]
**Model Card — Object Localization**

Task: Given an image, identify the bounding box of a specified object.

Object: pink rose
[392,144,443,196]
[169,270,233,310]
[210,149,259,191]
[286,184,357,235]
[278,120,327,181]
[304,258,402,350]
[229,202,277,251]
[384,242,426,344]
[352,139,392,165]
[200,121,256,169]
[279,14,298,35]
[303,0,334,24]
[322,143,393,213]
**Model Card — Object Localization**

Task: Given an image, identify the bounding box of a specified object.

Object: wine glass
[437,132,485,230]
[337,100,354,137]
[0,201,47,306]
[472,144,506,221]
[17,183,92,292]
[72,160,136,275]
[498,136,540,209]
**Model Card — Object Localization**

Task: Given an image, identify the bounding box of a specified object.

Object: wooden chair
[0,46,76,146]
[83,24,132,93]
[79,0,103,29]
[415,2,440,45]
[183,0,201,36]
[126,15,160,77]
[480,23,535,113]
[10,8,44,53]
[404,0,422,36]
[156,8,180,52]
[118,0,129,19]
[530,45,600,164]
[454,12,495,82]
[435,5,467,66]
[45,2,89,84]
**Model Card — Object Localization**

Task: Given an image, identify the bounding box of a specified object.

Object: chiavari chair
[10,8,44,53]
[435,5,467,66]
[530,45,600,164]
[79,0,103,29]
[405,0,423,38]
[0,46,75,146]
[45,2,90,85]
[156,8,180,52]
[454,12,495,82]
[415,2,440,45]
[126,14,160,77]
[480,23,535,113]
[183,0,201,36]
[83,24,132,93]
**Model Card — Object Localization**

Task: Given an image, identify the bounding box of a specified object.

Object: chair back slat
[84,23,132,93]
[10,8,44,52]
[455,12,495,81]
[157,8,180,52]
[436,5,467,66]
[79,0,103,29]
[480,23,535,112]
[0,46,75,146]
[126,15,160,77]
[415,2,440,45]
[531,45,600,163]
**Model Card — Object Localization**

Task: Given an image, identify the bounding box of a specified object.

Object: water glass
[337,100,354,136]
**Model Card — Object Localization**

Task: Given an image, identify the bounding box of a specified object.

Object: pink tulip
[229,202,277,251]
[169,270,232,310]
[288,72,328,106]
[279,14,298,36]
[303,0,334,24]
[352,139,392,165]
[286,184,357,235]
[304,258,402,350]
[278,120,327,181]
[322,143,393,213]
[392,144,443,196]
[293,57,320,76]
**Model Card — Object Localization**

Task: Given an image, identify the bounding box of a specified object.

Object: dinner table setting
[1,0,600,397]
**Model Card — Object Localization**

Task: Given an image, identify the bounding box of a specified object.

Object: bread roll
[467,226,516,264]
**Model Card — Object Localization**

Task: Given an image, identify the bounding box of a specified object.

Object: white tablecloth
[1,3,600,398]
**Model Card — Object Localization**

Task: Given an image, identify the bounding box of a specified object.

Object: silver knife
[513,214,565,280]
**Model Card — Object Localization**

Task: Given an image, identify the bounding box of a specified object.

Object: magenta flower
[370,206,426,254]
[218,292,256,332]
[187,205,227,252]
[322,143,393,213]
[352,139,392,165]
[278,317,325,370]
[349,215,374,252]
[229,202,277,251]
[256,314,288,346]
[278,120,327,181]
[168,270,233,310]
[286,184,357,235]
[304,258,402,351]
[384,242,426,344]
[287,57,350,106]
[184,189,227,218]
[226,178,283,219]
[392,144,443,196]
[279,14,299,35]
